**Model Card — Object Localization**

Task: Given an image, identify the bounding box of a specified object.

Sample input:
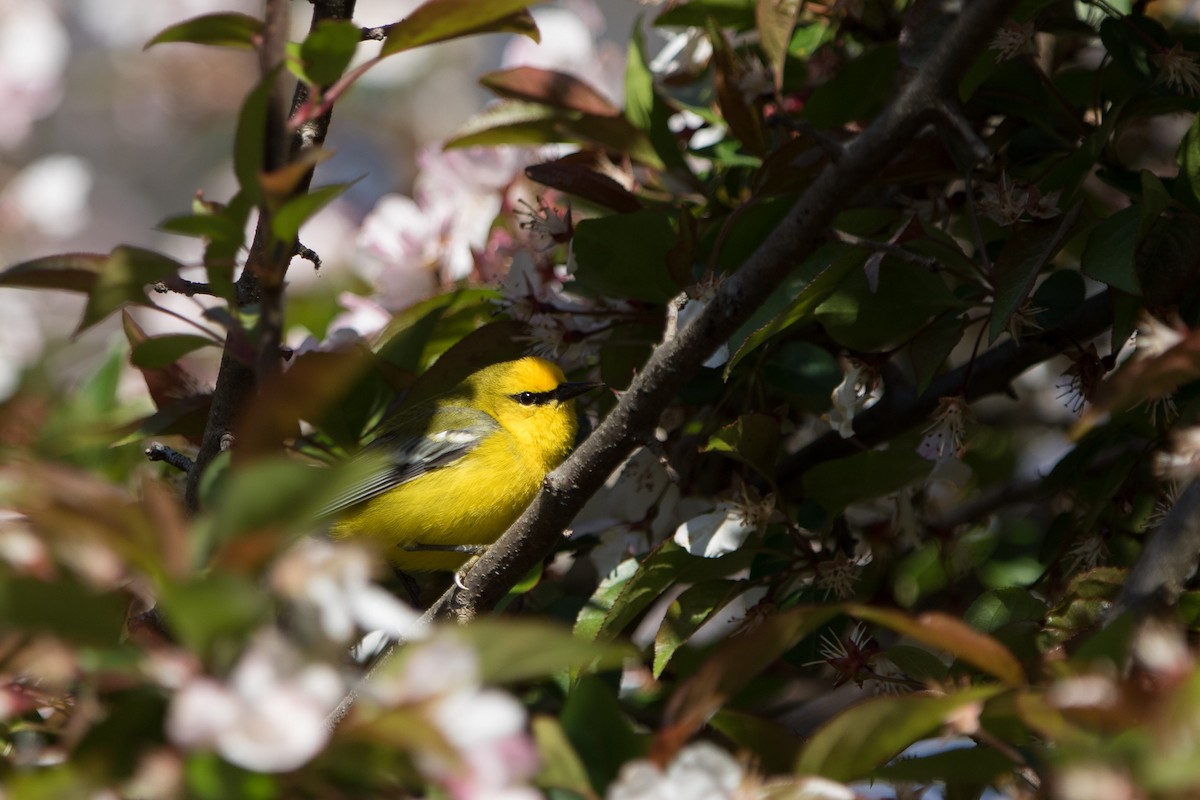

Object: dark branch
[1109,479,1200,623]
[145,443,195,474]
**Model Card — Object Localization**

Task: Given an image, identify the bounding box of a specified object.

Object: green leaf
[655,0,756,29]
[654,580,748,677]
[815,256,963,352]
[532,715,598,800]
[159,574,271,658]
[561,677,647,792]
[78,246,185,335]
[455,619,634,684]
[965,588,1048,635]
[625,26,692,173]
[145,12,262,49]
[130,334,216,369]
[908,312,965,394]
[381,0,546,56]
[987,205,1081,343]
[0,576,126,646]
[725,243,864,374]
[885,644,950,683]
[846,604,1026,686]
[234,73,275,204]
[1171,112,1200,214]
[756,0,800,92]
[701,413,779,479]
[575,541,753,645]
[299,20,361,86]
[872,743,1012,784]
[1082,205,1141,295]
[710,709,803,773]
[802,448,935,515]
[573,209,680,302]
[795,686,1003,781]
[804,44,898,128]
[271,182,353,243]
[0,252,105,293]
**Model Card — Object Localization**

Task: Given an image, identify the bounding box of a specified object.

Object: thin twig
[145,443,195,475]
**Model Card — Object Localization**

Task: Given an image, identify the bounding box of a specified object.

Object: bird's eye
[515,391,537,406]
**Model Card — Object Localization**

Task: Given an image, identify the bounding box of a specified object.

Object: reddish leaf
[1090,326,1200,414]
[0,252,105,293]
[756,0,800,93]
[122,312,210,444]
[708,23,764,156]
[482,66,621,117]
[846,604,1026,686]
[524,159,642,212]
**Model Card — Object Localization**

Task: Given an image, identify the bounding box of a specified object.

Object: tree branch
[183,0,357,511]
[778,291,1114,491]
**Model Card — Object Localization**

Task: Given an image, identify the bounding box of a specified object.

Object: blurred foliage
[5,0,1200,797]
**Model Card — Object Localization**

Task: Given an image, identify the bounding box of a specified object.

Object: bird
[324,356,600,572]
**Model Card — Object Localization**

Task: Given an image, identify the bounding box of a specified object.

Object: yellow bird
[326,356,599,571]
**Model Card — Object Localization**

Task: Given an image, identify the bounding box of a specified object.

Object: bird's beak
[556,381,604,402]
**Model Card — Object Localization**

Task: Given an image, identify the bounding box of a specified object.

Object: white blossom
[826,359,882,438]
[165,631,344,773]
[607,742,743,800]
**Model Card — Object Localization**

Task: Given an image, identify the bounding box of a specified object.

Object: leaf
[846,604,1026,686]
[145,12,262,49]
[804,44,898,128]
[381,0,546,56]
[795,686,1003,781]
[802,449,934,515]
[908,312,965,394]
[1081,205,1141,295]
[701,413,779,479]
[575,541,753,645]
[0,576,127,646]
[270,182,353,243]
[481,67,620,117]
[524,157,642,212]
[0,252,105,293]
[964,588,1048,634]
[987,204,1082,343]
[532,715,599,800]
[654,580,748,677]
[573,209,680,302]
[1176,113,1200,213]
[725,243,865,374]
[78,246,185,335]
[872,742,1013,784]
[456,619,634,684]
[624,27,692,174]
[665,606,840,735]
[299,20,360,86]
[756,0,800,93]
[234,73,276,204]
[159,574,272,656]
[130,334,216,370]
[710,709,802,773]
[655,0,757,29]
[709,22,764,155]
[561,677,647,792]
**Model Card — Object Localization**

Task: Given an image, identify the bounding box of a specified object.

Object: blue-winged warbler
[326,356,599,571]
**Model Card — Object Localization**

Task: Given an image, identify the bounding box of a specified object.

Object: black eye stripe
[512,389,558,406]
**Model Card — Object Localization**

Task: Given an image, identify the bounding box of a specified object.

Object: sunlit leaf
[846,605,1026,686]
[381,0,545,56]
[481,67,620,117]
[300,19,360,85]
[795,686,1003,781]
[654,580,748,677]
[145,12,262,49]
[78,246,186,335]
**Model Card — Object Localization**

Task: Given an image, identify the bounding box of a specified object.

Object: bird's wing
[318,405,500,517]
